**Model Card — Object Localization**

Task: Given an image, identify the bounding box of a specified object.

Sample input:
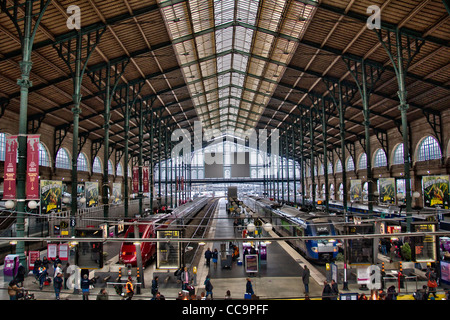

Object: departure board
[412,223,437,263]
[345,224,375,266]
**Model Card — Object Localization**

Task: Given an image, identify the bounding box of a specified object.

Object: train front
[306,219,339,262]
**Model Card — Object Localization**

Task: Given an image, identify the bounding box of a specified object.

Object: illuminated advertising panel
[156,229,181,269]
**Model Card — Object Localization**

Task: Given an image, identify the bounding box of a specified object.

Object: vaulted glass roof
[158,0,318,135]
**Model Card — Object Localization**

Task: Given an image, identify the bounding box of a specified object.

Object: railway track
[183,198,219,266]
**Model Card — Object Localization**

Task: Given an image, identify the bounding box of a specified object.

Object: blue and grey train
[244,196,339,263]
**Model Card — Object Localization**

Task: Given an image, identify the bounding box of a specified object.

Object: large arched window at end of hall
[39,142,51,167]
[417,135,442,162]
[77,153,89,172]
[392,143,404,165]
[374,149,387,167]
[55,148,71,169]
[93,157,102,174]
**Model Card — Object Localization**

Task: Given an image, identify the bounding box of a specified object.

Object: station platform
[0,197,448,301]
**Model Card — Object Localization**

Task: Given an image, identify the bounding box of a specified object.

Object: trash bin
[4,254,20,283]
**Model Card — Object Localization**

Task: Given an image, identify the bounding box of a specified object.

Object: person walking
[33,256,42,281]
[205,248,212,267]
[330,279,339,300]
[15,263,25,287]
[125,276,134,300]
[246,278,254,298]
[212,249,219,270]
[151,276,159,299]
[322,280,332,300]
[62,262,70,289]
[204,275,214,300]
[302,265,310,294]
[37,265,47,290]
[181,266,190,291]
[426,268,438,298]
[53,272,63,300]
[8,280,21,300]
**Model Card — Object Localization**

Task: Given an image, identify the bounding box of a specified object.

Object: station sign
[156,229,182,269]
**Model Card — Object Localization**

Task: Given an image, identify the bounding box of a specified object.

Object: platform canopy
[0,0,449,161]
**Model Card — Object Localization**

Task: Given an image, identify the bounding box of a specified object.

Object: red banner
[143,166,149,193]
[3,135,18,199]
[26,135,40,200]
[132,166,139,193]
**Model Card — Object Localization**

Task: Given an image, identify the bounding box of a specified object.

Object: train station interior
[0,0,449,309]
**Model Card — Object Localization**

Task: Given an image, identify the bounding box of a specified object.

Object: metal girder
[317,2,450,48]
[0,2,161,62]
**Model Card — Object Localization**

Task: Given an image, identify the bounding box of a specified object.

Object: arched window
[359,153,367,169]
[39,142,50,167]
[335,160,343,173]
[393,144,404,165]
[116,163,123,176]
[77,153,89,171]
[374,149,387,167]
[328,162,333,174]
[346,156,354,172]
[55,148,71,169]
[108,160,114,175]
[417,136,441,161]
[93,157,102,173]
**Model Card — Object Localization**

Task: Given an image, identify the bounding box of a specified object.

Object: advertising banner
[40,180,62,214]
[26,135,40,200]
[423,175,449,208]
[379,178,395,204]
[28,251,40,271]
[143,166,149,193]
[112,182,122,204]
[85,181,99,207]
[3,135,18,199]
[350,179,362,202]
[132,166,139,193]
[77,182,86,209]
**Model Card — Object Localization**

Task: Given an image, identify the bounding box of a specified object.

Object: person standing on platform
[302,265,310,294]
[125,276,134,300]
[322,280,332,300]
[181,266,190,291]
[204,275,214,299]
[330,279,339,300]
[205,248,212,267]
[81,274,91,300]
[53,272,63,300]
[246,278,254,297]
[212,249,219,270]
[151,276,159,299]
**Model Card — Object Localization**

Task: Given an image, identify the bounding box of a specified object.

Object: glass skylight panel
[215,27,234,53]
[231,72,245,87]
[234,26,253,53]
[214,0,235,26]
[217,54,232,72]
[232,54,249,72]
[236,0,259,25]
[196,33,215,59]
